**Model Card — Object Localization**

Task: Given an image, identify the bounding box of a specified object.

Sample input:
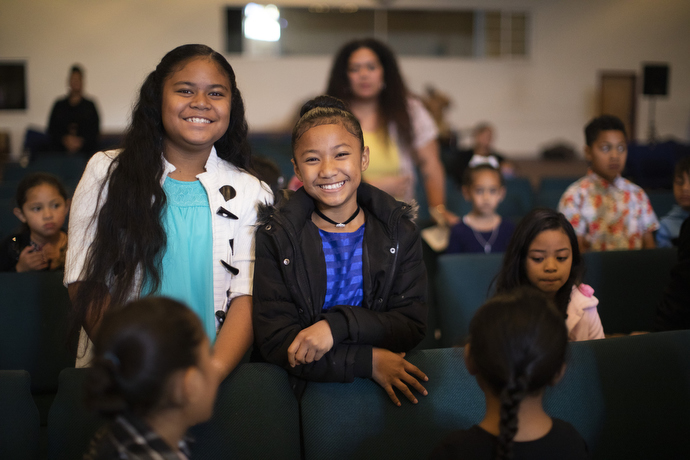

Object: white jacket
[65,148,272,364]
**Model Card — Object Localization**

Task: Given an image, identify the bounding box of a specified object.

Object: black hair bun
[299,95,348,117]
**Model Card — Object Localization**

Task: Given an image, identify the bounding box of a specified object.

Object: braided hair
[468,287,568,460]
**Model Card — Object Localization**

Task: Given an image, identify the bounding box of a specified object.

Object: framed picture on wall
[0,61,27,110]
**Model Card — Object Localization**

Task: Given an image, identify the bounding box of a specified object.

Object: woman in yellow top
[326,38,457,224]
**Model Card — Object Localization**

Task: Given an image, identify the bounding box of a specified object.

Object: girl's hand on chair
[287,320,334,367]
[372,348,428,406]
[16,246,49,272]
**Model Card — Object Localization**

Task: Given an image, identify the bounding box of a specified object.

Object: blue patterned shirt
[319,224,365,310]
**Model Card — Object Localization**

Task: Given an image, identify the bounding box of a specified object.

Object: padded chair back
[535,177,579,209]
[190,363,301,460]
[0,272,78,394]
[575,331,690,459]
[0,198,20,239]
[582,248,676,333]
[300,348,484,460]
[498,177,533,221]
[646,190,676,219]
[0,370,40,460]
[47,368,104,460]
[435,253,503,347]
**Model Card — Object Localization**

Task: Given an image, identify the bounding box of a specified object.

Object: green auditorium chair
[48,365,301,460]
[248,133,294,181]
[0,271,79,422]
[0,370,40,460]
[574,331,690,459]
[646,190,677,220]
[190,363,301,460]
[47,368,104,460]
[497,177,533,222]
[582,248,676,333]
[434,253,503,347]
[535,176,579,210]
[0,198,20,239]
[300,348,485,460]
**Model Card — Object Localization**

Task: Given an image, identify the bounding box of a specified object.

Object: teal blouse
[143,177,216,341]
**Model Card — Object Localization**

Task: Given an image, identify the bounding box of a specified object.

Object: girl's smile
[293,123,369,222]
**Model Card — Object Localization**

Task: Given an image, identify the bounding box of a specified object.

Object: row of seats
[3,330,689,459]
[0,248,678,425]
[431,248,677,348]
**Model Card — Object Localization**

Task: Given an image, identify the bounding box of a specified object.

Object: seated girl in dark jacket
[253,96,428,406]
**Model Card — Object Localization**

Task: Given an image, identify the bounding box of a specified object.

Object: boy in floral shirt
[558,115,659,252]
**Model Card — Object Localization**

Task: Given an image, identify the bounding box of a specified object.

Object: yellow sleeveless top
[362,127,401,181]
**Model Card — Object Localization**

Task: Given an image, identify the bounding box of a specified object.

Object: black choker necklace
[314,206,360,228]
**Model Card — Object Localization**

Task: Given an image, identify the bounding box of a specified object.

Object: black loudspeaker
[226,7,243,53]
[643,64,669,96]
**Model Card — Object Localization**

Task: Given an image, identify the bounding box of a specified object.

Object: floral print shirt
[558,170,659,251]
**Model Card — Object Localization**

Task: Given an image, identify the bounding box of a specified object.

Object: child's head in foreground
[291,95,369,213]
[466,286,568,458]
[85,297,217,427]
[673,156,690,211]
[584,115,628,183]
[462,164,505,217]
[496,208,583,316]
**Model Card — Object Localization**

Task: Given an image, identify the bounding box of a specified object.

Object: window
[227,4,529,59]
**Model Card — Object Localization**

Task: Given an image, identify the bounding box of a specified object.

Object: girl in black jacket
[253,96,428,406]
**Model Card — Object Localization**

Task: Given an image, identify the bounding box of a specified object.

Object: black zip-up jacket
[252,183,427,383]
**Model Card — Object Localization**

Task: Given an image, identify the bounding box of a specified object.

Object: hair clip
[220,259,239,275]
[217,206,238,220]
[468,155,500,169]
[219,185,236,201]
[103,351,120,369]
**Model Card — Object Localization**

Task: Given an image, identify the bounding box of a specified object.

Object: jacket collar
[160,146,220,186]
[260,183,417,233]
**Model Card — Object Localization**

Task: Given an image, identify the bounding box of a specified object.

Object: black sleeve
[320,218,428,352]
[252,229,372,382]
[80,100,100,153]
[47,100,67,151]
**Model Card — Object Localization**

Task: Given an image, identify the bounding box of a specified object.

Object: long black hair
[71,44,251,332]
[85,297,204,418]
[468,287,568,460]
[326,38,414,151]
[494,208,583,316]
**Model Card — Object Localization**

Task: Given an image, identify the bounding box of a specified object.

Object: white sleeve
[64,151,117,286]
[408,97,439,150]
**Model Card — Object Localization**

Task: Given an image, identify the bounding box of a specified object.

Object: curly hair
[326,38,413,151]
[71,44,252,333]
